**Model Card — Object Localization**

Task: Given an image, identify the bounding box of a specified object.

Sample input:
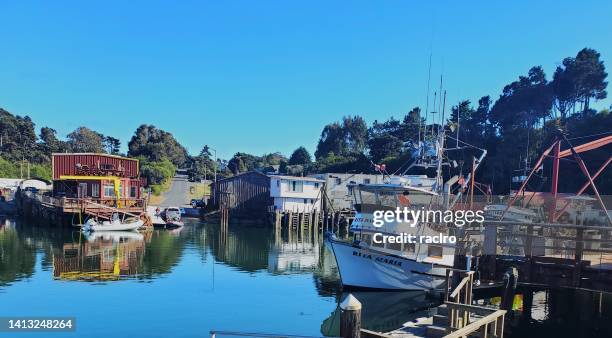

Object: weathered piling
[500,267,518,312]
[340,294,362,338]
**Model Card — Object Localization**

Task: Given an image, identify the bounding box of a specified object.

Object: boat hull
[83,220,143,232]
[328,238,449,291]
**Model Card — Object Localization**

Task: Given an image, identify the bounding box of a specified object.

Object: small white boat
[147,206,168,226]
[82,218,143,232]
[163,207,184,227]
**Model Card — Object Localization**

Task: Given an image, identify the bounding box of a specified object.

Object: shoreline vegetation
[0,47,610,195]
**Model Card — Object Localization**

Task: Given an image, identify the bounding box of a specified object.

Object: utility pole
[208,146,218,205]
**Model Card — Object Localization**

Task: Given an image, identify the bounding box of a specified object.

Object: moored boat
[328,129,487,291]
[163,207,184,227]
[327,184,455,291]
[82,218,143,232]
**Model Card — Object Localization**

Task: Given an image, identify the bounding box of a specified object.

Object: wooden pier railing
[443,303,506,338]
[465,220,612,292]
[444,269,475,330]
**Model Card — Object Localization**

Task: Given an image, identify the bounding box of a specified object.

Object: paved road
[159,175,194,207]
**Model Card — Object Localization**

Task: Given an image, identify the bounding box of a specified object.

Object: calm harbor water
[0,217,611,337]
[0,218,430,337]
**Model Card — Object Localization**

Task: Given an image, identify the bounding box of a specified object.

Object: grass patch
[186,183,210,201]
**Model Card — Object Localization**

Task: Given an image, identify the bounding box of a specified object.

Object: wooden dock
[17,190,147,225]
[459,219,612,294]
[272,210,355,234]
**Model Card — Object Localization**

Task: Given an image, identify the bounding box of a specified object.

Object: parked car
[190,199,206,208]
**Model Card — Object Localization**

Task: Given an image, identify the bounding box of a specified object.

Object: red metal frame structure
[501,133,612,226]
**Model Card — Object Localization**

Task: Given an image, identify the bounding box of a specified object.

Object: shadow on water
[1,217,612,337]
[501,288,612,337]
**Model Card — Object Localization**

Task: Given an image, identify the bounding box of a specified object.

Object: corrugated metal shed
[52,153,139,180]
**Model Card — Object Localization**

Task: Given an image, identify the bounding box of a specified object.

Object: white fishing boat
[328,129,487,290]
[327,185,456,290]
[82,218,143,232]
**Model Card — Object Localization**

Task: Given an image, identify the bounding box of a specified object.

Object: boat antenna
[431,91,437,140]
[437,74,443,135]
[441,90,447,136]
[456,100,460,148]
[423,52,432,152]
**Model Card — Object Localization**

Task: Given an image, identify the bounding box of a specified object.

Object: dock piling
[340,294,362,338]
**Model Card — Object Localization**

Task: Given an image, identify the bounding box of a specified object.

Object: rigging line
[567,131,612,140]
[446,135,485,151]
[424,52,433,149]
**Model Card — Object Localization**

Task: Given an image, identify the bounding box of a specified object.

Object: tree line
[228,48,611,194]
[0,112,187,194]
[1,47,610,195]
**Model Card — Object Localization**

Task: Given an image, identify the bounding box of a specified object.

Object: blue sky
[1,0,611,159]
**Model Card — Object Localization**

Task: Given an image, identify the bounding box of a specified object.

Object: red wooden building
[52,153,142,202]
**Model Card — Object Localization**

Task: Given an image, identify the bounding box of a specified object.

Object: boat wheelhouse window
[386,241,402,251]
[335,178,341,185]
[91,183,100,198]
[360,233,372,244]
[404,243,415,253]
[359,190,376,205]
[130,186,137,198]
[104,184,115,197]
[378,191,398,208]
[428,245,443,258]
[363,178,371,184]
[372,238,385,248]
[303,198,308,204]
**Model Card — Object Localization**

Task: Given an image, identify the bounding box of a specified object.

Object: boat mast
[422,52,433,158]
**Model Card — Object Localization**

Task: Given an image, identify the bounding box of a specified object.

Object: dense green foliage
[288,146,312,165]
[66,127,106,153]
[187,145,219,181]
[0,108,120,179]
[307,48,611,194]
[139,157,176,195]
[0,156,51,180]
[127,124,188,167]
[227,152,286,175]
[314,115,368,159]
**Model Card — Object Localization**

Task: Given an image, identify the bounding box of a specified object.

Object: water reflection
[0,219,36,288]
[321,291,436,336]
[53,232,146,281]
[3,218,610,337]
